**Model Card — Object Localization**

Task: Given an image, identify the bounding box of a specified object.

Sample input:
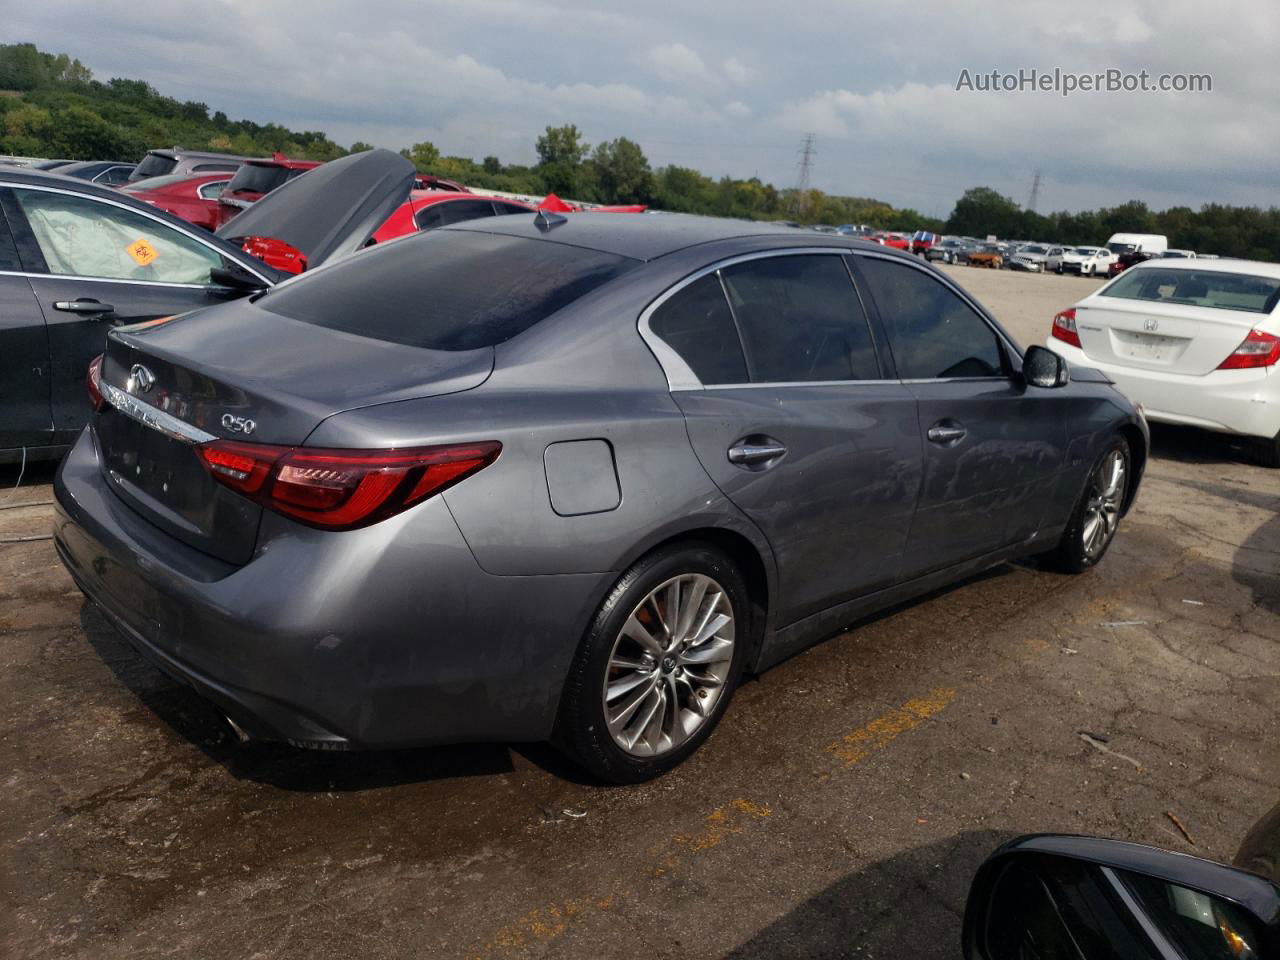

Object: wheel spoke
[673,576,710,643]
[607,675,655,733]
[609,654,650,671]
[632,687,665,750]
[690,612,732,647]
[606,669,651,703]
[621,614,662,656]
[682,636,734,665]
[663,579,682,643]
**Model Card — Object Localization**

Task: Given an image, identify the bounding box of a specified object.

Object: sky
[11,0,1280,216]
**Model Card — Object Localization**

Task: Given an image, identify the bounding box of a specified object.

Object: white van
[1106,232,1168,255]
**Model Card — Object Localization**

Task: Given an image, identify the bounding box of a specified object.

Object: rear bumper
[1047,340,1280,439]
[53,428,611,748]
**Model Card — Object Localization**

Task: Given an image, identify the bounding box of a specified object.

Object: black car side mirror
[963,835,1280,960]
[1022,345,1069,388]
[210,264,269,295]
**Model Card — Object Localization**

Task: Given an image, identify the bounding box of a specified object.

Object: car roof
[443,212,860,261]
[1126,257,1280,280]
[146,148,251,161]
[242,156,323,170]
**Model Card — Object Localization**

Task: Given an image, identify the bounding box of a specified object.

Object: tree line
[3,43,1277,260]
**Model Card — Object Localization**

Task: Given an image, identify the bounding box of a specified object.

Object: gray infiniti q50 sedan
[53,213,1148,783]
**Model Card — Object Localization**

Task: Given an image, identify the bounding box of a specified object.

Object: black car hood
[215,149,415,269]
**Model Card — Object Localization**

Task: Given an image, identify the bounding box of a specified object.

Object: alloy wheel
[1082,449,1126,558]
[602,574,735,757]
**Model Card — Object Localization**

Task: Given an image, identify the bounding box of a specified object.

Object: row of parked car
[921,232,1201,277]
[5,147,647,273]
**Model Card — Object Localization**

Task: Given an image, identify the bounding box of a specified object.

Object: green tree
[946,187,1024,238]
[405,140,440,170]
[536,124,589,196]
[591,137,652,204]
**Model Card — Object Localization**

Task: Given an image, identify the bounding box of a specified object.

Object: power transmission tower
[1028,169,1042,213]
[794,133,816,217]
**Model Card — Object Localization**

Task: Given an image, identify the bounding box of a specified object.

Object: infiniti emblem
[1143,318,1159,332]
[128,364,156,394]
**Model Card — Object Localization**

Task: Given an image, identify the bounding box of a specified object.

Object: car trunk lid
[1074,298,1266,375]
[215,149,414,271]
[96,302,493,565]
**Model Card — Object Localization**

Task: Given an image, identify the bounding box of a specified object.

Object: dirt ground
[2,265,1277,959]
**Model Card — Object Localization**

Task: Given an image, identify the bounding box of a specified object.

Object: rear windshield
[134,153,178,178]
[260,230,637,350]
[121,173,204,192]
[227,164,291,194]
[1100,268,1280,314]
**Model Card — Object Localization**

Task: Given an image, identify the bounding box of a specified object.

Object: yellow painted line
[464,687,956,957]
[824,687,956,766]
[650,796,773,877]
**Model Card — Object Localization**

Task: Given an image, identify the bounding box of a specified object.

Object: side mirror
[1022,345,1069,388]
[963,835,1280,960]
[210,264,269,295]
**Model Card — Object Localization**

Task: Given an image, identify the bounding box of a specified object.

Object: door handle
[728,442,788,465]
[927,424,967,445]
[54,299,115,317]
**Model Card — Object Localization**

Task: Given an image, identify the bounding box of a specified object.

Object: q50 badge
[221,413,256,435]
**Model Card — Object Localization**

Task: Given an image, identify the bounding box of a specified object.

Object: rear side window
[649,274,748,384]
[415,199,499,231]
[1100,267,1280,314]
[191,163,240,173]
[134,153,177,178]
[261,231,636,351]
[227,164,291,195]
[720,254,881,382]
[857,257,1006,379]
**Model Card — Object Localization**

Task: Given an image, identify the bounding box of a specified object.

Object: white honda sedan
[1047,258,1280,466]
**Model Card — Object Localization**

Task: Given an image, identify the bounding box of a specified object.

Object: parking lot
[2,265,1277,959]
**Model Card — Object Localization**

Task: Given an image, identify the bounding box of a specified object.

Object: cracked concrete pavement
[1,266,1277,959]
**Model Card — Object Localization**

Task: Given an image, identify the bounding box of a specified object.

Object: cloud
[6,0,1279,214]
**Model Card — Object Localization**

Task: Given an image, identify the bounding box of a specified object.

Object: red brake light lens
[1218,329,1280,370]
[87,354,105,411]
[1051,308,1081,348]
[196,440,501,530]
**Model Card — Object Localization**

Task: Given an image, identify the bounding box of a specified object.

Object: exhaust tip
[223,714,253,744]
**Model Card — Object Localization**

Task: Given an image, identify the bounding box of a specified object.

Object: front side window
[856,257,1006,379]
[1100,267,1280,314]
[13,188,226,284]
[649,273,748,385]
[719,254,881,382]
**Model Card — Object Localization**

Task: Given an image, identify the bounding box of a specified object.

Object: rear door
[0,195,51,449]
[5,184,252,442]
[649,251,922,627]
[853,254,1068,576]
[1076,266,1280,373]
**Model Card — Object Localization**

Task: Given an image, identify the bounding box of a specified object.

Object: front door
[852,254,1068,579]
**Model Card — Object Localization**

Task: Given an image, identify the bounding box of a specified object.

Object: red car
[868,231,911,251]
[368,191,535,247]
[214,154,322,228]
[119,172,234,230]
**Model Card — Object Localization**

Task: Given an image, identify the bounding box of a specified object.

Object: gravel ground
[2,264,1276,959]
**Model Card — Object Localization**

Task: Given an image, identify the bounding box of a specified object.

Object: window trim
[0,180,273,287]
[639,247,897,391]
[848,249,1021,383]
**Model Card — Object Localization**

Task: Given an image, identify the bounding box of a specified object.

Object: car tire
[1257,431,1280,468]
[1043,436,1131,574]
[555,542,749,784]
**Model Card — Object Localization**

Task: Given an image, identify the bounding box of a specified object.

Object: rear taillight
[196,440,501,530]
[1218,329,1280,370]
[87,354,105,411]
[1051,308,1081,348]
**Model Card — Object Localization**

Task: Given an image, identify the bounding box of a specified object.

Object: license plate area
[1110,329,1188,364]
